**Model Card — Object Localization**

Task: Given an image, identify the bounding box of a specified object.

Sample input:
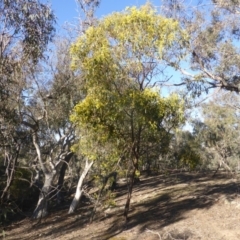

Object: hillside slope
[3,172,240,240]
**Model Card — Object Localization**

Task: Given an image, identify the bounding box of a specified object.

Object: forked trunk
[68,159,93,214]
[32,173,54,219]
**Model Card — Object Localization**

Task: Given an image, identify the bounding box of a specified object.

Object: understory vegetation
[1,1,240,238]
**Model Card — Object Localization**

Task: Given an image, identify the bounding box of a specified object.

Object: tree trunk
[124,166,136,221]
[212,164,220,178]
[212,159,232,177]
[56,152,74,204]
[1,145,20,202]
[89,171,118,223]
[222,160,233,177]
[68,159,93,214]
[32,173,54,219]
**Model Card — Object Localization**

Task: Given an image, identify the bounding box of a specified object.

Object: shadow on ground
[91,172,239,239]
[5,172,239,240]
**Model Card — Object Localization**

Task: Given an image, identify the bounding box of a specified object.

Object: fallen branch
[146,228,162,240]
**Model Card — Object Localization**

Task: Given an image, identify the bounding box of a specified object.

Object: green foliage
[0,0,56,207]
[71,87,185,164]
[71,88,184,135]
[162,0,240,94]
[172,130,202,170]
[70,3,186,183]
[70,4,188,89]
[178,146,201,170]
[104,191,117,208]
[1,166,38,222]
[9,167,31,200]
[194,92,240,170]
[1,0,55,61]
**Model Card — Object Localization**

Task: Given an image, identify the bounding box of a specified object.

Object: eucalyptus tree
[0,0,55,203]
[26,37,83,219]
[171,130,202,170]
[196,92,240,175]
[160,1,240,175]
[69,3,186,219]
[161,0,240,95]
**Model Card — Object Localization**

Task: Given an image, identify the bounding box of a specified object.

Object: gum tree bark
[56,152,74,204]
[32,172,54,219]
[32,151,74,219]
[68,159,93,214]
[1,144,20,202]
[31,128,74,219]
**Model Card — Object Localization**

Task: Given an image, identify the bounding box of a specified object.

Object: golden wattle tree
[70,3,187,218]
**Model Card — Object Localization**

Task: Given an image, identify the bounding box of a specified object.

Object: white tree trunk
[68,159,93,214]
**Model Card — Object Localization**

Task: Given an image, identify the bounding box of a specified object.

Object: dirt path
[2,172,240,240]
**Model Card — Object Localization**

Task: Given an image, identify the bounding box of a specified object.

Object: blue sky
[50,0,156,29]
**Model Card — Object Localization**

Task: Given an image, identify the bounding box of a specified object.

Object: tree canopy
[70,3,186,218]
[70,4,186,165]
[161,0,240,94]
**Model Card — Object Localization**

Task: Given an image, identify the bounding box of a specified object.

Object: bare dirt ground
[2,172,240,240]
